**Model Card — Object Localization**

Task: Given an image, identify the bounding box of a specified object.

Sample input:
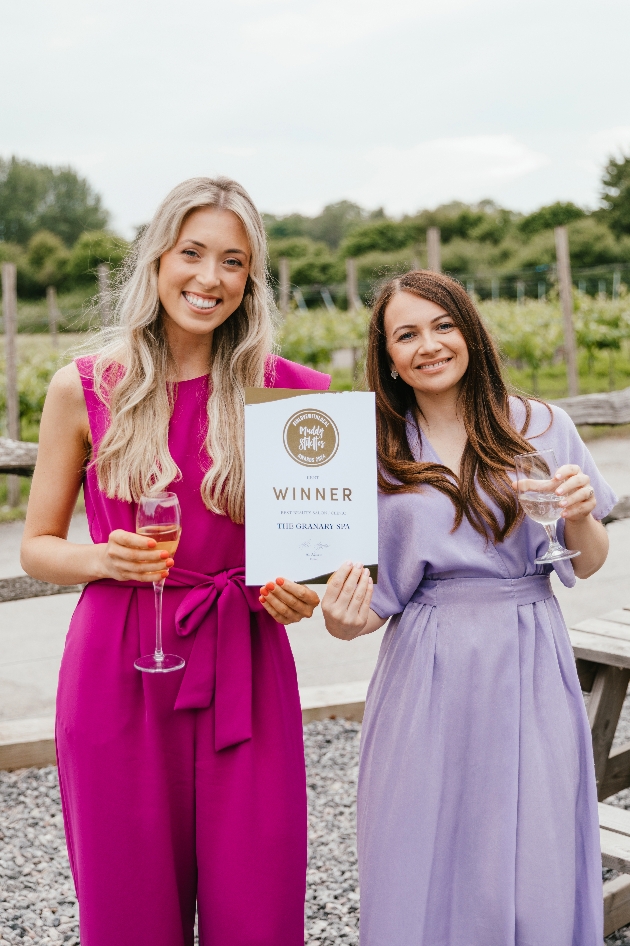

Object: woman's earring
[391,369,399,379]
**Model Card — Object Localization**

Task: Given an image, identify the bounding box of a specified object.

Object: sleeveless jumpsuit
[56,354,330,946]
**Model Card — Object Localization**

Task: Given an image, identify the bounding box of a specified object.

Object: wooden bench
[569,606,630,936]
[601,803,630,936]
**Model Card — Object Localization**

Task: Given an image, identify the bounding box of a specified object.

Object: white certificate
[244,389,378,585]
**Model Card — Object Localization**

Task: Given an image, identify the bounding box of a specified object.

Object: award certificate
[244,389,378,585]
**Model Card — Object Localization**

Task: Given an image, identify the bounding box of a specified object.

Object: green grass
[504,347,630,400]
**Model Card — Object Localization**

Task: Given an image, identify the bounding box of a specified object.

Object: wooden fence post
[97,263,112,326]
[2,263,20,506]
[427,228,441,272]
[278,257,290,314]
[554,226,579,397]
[346,258,360,311]
[46,286,59,348]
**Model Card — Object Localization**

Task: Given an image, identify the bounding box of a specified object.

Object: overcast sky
[2,0,630,237]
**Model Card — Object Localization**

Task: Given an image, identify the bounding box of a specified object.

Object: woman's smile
[182,291,220,312]
[414,357,453,373]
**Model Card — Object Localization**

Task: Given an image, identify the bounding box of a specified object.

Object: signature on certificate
[299,539,330,556]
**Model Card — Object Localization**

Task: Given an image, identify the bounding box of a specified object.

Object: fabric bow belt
[97,566,265,752]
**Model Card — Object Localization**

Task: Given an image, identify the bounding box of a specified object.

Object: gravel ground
[0,720,360,946]
[2,716,630,944]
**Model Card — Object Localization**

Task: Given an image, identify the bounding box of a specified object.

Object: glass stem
[153,578,165,661]
[544,521,563,551]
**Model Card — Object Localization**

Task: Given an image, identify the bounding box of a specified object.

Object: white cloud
[239,0,479,57]
[347,135,550,214]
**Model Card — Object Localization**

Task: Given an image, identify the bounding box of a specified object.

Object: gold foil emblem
[283,409,339,467]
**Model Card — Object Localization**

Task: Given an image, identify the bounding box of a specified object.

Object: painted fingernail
[160,551,169,558]
[344,560,353,567]
[560,499,567,506]
[265,581,275,592]
[354,562,363,568]
[259,596,265,604]
[161,571,169,578]
[276,577,285,586]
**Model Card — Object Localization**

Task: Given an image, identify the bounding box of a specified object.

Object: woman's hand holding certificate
[259,577,320,624]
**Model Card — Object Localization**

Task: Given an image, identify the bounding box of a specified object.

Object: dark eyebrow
[392,314,450,334]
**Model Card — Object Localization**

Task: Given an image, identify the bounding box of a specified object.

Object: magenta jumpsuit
[56,354,330,946]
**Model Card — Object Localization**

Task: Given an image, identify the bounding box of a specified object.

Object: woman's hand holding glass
[259,578,320,624]
[99,529,174,583]
[552,464,597,521]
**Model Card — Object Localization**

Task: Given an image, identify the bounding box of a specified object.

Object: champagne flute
[134,492,185,673]
[514,449,580,565]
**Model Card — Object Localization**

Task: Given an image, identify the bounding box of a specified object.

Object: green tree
[26,231,69,288]
[67,230,129,285]
[264,201,376,250]
[0,156,108,246]
[518,202,585,239]
[601,153,630,236]
[340,219,412,256]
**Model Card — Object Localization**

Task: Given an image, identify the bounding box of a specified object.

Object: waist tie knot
[169,565,265,751]
[94,566,265,752]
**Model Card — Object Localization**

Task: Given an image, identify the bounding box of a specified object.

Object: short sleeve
[370,491,428,620]
[538,404,618,521]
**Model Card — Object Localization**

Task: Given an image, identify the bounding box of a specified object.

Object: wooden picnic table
[570,606,630,801]
[570,605,630,935]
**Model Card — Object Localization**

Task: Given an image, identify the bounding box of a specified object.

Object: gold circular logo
[283,409,339,467]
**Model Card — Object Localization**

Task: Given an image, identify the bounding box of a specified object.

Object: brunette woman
[264,270,615,946]
[21,177,322,946]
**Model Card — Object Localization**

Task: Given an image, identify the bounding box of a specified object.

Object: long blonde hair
[92,176,275,523]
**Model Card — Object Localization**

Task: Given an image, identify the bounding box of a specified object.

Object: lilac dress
[358,400,617,946]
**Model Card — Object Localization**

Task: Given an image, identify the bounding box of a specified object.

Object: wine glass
[134,492,185,673]
[514,449,580,565]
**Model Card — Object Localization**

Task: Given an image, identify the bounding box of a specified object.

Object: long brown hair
[367,270,540,542]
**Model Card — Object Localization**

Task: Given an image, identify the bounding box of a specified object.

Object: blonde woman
[21,177,324,946]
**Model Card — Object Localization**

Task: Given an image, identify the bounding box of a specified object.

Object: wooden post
[554,226,579,396]
[97,263,112,326]
[346,258,360,311]
[516,280,525,304]
[46,286,59,348]
[613,269,621,299]
[426,227,441,272]
[278,257,290,314]
[2,263,20,506]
